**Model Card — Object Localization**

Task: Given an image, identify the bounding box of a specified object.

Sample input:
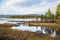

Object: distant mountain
[0,14,41,18]
[0,15,13,18]
[0,15,7,18]
[26,14,41,16]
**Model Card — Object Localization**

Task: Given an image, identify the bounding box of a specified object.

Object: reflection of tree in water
[39,27,57,37]
[56,29,60,35]
[45,28,51,34]
[45,28,57,37]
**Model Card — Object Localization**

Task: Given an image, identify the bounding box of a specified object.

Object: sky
[0,0,60,15]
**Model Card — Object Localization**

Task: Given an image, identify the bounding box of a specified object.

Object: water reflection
[0,18,57,37]
[11,24,40,32]
[11,24,57,37]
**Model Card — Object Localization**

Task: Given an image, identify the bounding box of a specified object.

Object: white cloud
[0,0,60,15]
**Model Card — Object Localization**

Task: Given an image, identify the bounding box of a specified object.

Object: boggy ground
[0,28,60,40]
[25,21,60,29]
[0,24,17,28]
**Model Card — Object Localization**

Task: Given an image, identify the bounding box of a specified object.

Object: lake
[0,18,57,37]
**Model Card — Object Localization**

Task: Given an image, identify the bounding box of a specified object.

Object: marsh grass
[0,28,60,40]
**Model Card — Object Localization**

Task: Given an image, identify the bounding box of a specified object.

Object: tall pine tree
[46,8,52,18]
[56,3,60,22]
[45,8,52,21]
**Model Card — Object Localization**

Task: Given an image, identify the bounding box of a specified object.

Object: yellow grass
[0,28,60,40]
[0,24,16,28]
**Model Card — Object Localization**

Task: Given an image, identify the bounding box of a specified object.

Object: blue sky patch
[0,0,5,5]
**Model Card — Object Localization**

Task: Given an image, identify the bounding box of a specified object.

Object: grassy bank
[0,28,60,40]
[0,24,16,28]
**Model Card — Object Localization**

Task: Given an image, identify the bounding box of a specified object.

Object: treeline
[9,15,41,18]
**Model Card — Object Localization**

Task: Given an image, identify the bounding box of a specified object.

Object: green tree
[51,13,56,22]
[56,3,60,22]
[41,14,44,21]
[46,8,52,17]
[45,8,52,22]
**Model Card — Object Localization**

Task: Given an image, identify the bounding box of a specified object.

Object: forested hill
[8,14,41,18]
[0,15,9,18]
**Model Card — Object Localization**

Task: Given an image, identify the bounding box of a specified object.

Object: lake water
[0,18,57,37]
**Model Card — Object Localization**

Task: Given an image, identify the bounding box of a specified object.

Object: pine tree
[56,3,60,22]
[46,8,52,18]
[45,8,52,22]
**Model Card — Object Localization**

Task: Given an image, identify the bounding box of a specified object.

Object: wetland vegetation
[0,3,60,40]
